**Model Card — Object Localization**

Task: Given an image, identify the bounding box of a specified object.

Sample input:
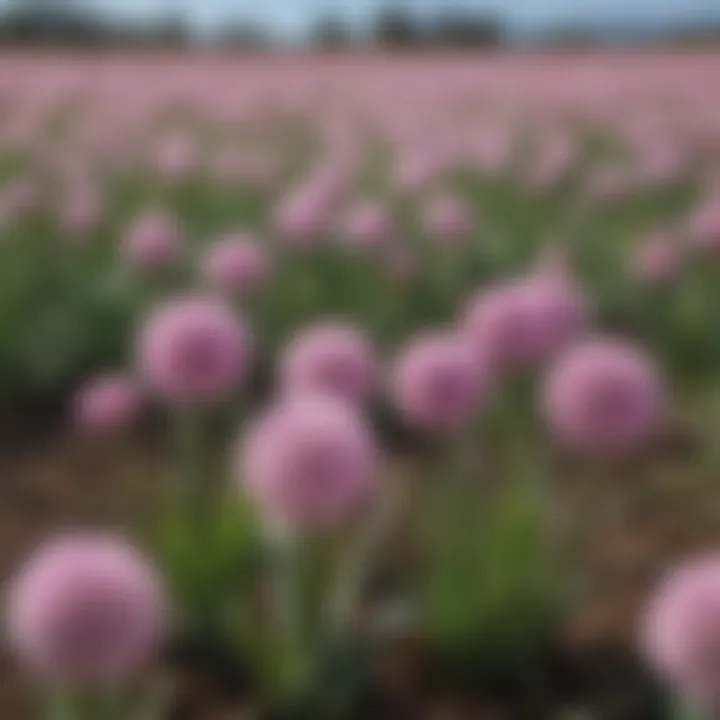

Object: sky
[10,0,720,39]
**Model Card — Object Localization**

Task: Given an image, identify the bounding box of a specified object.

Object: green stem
[42,687,77,720]
[137,684,170,720]
[329,481,404,634]
[672,696,707,720]
[272,531,320,705]
[172,410,213,533]
[422,428,481,648]
[95,685,124,720]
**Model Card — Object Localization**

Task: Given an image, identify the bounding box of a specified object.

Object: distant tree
[311,14,352,50]
[218,24,270,50]
[432,12,503,47]
[541,26,601,48]
[151,14,190,47]
[0,0,105,46]
[372,6,424,48]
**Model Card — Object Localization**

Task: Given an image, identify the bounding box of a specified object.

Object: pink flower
[239,394,376,527]
[274,188,328,247]
[201,234,271,296]
[123,210,182,271]
[395,153,440,193]
[73,373,142,434]
[643,556,720,709]
[343,201,391,248]
[280,322,376,404]
[61,188,103,238]
[6,534,166,682]
[474,129,512,173]
[689,200,720,253]
[154,134,196,182]
[136,296,250,407]
[390,332,484,434]
[542,338,665,455]
[632,232,682,284]
[423,196,472,239]
[463,272,586,374]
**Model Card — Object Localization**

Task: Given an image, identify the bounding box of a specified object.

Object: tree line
[0,1,717,49]
[0,2,505,49]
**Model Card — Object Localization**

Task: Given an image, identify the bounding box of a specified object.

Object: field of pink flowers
[2,51,720,719]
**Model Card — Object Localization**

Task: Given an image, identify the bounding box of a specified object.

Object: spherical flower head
[542,338,665,456]
[274,188,328,247]
[136,295,250,407]
[343,201,391,248]
[61,187,103,239]
[689,200,720,253]
[123,210,182,271]
[309,162,350,207]
[73,373,142,434]
[423,195,472,239]
[463,273,586,374]
[6,534,167,682]
[639,144,685,186]
[280,322,376,404]
[632,232,682,284]
[390,332,484,434]
[642,556,720,708]
[239,394,376,528]
[474,128,512,172]
[201,234,271,296]
[154,134,196,182]
[395,153,439,193]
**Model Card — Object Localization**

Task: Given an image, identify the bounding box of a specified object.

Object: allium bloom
[201,234,271,296]
[61,188,103,238]
[6,534,166,682]
[474,128,512,172]
[274,188,328,247]
[463,273,586,374]
[423,196,472,239]
[154,134,196,182]
[240,394,376,527]
[643,556,720,708]
[123,210,182,271]
[136,296,250,406]
[632,233,682,284]
[395,153,439,193]
[689,201,720,253]
[542,338,665,455]
[343,201,391,248]
[74,373,142,434]
[638,143,685,186]
[390,333,484,433]
[280,323,376,404]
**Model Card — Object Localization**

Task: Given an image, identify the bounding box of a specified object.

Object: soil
[0,411,717,719]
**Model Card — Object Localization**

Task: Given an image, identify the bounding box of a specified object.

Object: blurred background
[0,0,719,50]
